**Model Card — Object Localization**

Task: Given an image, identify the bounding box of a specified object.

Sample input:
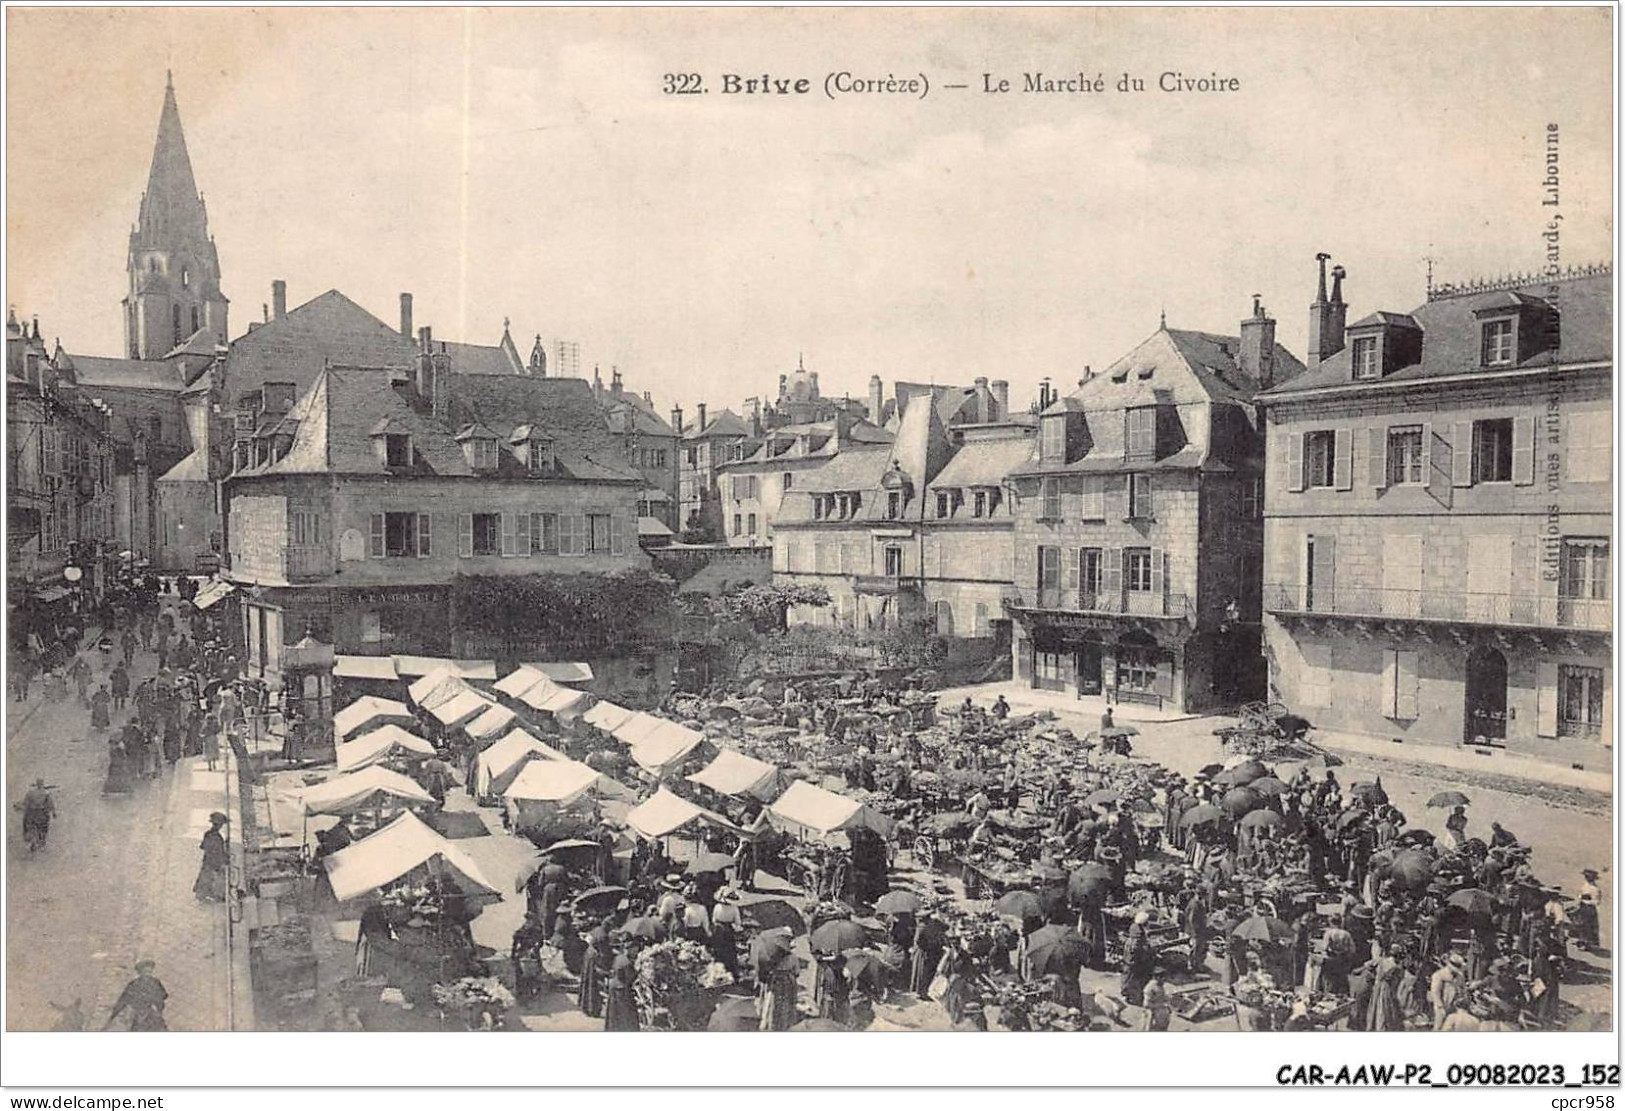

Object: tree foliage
[451,569,676,655]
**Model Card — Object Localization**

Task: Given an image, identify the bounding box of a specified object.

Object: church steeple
[123,73,228,359]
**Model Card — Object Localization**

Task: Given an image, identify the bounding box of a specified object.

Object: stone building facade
[1260,259,1612,751]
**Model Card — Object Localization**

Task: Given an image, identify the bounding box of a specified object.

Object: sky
[6,7,1614,417]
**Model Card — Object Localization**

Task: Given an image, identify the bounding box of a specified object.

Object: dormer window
[1352,337,1380,380]
[1041,415,1066,461]
[1481,319,1514,366]
[886,491,902,520]
[1126,407,1157,458]
[528,440,555,475]
[470,439,496,471]
[385,433,411,468]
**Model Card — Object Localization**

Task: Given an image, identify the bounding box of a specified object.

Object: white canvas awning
[192,579,237,611]
[428,688,494,728]
[624,787,737,840]
[527,661,594,684]
[337,724,437,772]
[334,696,414,741]
[335,655,400,681]
[409,667,472,710]
[494,665,548,699]
[768,780,894,838]
[612,712,667,747]
[582,700,635,733]
[533,687,592,719]
[464,703,518,742]
[502,759,603,805]
[393,656,497,681]
[687,748,784,799]
[477,731,566,796]
[322,811,499,903]
[630,720,705,773]
[302,765,433,816]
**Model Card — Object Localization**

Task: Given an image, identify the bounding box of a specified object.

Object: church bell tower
[124,72,228,359]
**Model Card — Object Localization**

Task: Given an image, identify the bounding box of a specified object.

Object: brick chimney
[611,367,623,396]
[868,375,884,423]
[1238,294,1278,390]
[1308,253,1348,367]
[696,402,708,431]
[431,342,452,421]
[399,293,413,338]
[991,379,1009,416]
[670,405,683,434]
[272,280,287,321]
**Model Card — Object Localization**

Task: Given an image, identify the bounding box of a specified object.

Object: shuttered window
[417,513,432,558]
[610,514,627,556]
[1382,648,1419,719]
[369,513,385,558]
[530,513,559,554]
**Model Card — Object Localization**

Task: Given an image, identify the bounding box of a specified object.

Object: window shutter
[1312,533,1336,602]
[1150,548,1166,601]
[1287,433,1305,492]
[1535,662,1559,737]
[1333,428,1353,490]
[1511,415,1535,485]
[1451,421,1474,486]
[1395,650,1419,719]
[515,512,530,555]
[1381,649,1399,718]
[1428,426,1453,508]
[369,513,384,558]
[1103,547,1122,599]
[611,514,627,556]
[417,513,432,557]
[1368,426,1387,488]
[573,514,589,556]
[1065,549,1080,591]
[501,513,517,556]
[458,513,473,558]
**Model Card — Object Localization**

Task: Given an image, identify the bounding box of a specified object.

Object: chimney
[991,379,1010,416]
[808,371,819,397]
[1238,294,1278,390]
[272,280,287,321]
[696,402,708,431]
[262,303,269,324]
[611,366,623,396]
[749,397,762,435]
[868,375,884,423]
[415,348,435,412]
[670,405,683,435]
[1308,254,1348,367]
[418,325,432,353]
[431,342,452,421]
[1040,377,1053,409]
[399,293,413,337]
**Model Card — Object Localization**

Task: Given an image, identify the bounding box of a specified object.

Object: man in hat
[104,960,167,1030]
[1428,951,1467,1029]
[194,812,230,902]
[20,779,55,851]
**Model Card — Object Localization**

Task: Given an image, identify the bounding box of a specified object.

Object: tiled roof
[222,289,416,408]
[445,373,639,482]
[67,355,184,392]
[439,336,523,376]
[1347,311,1420,330]
[928,435,1034,490]
[1264,268,1612,396]
[681,409,753,440]
[606,402,676,438]
[787,445,891,493]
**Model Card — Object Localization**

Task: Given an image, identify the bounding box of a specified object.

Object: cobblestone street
[6,625,235,1031]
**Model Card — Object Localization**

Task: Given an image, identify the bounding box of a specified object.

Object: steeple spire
[136,74,207,244]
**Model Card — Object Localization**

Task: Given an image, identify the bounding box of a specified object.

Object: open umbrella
[842,949,894,993]
[791,1017,846,1031]
[1196,763,1225,779]
[538,838,602,858]
[1239,809,1283,830]
[708,705,742,722]
[1219,759,1269,783]
[1446,888,1496,917]
[621,916,662,940]
[745,898,808,936]
[570,885,629,914]
[810,918,869,956]
[1427,791,1471,809]
[1248,777,1289,797]
[994,889,1045,920]
[1222,787,1264,818]
[1231,915,1293,943]
[1388,849,1434,891]
[875,890,923,917]
[1083,788,1121,808]
[749,927,796,976]
[1025,924,1086,977]
[685,851,736,877]
[708,995,760,1031]
[1068,864,1114,905]
[1395,829,1437,848]
[1182,804,1226,829]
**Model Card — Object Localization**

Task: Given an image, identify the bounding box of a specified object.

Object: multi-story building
[757,356,870,427]
[714,413,893,548]
[224,342,652,682]
[1259,258,1612,751]
[7,312,119,628]
[773,379,1028,642]
[677,405,760,542]
[1004,302,1305,712]
[593,369,680,531]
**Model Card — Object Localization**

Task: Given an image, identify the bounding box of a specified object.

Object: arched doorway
[1464,645,1508,741]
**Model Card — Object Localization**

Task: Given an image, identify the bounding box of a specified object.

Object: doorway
[1464,645,1508,741]
[1075,642,1103,696]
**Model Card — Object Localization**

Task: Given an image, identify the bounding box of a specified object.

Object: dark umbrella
[570,885,629,913]
[810,918,869,956]
[995,890,1044,920]
[842,948,893,993]
[1025,924,1086,977]
[1217,760,1269,786]
[1182,804,1226,829]
[708,995,760,1031]
[1239,809,1283,830]
[537,837,602,858]
[1427,791,1471,809]
[791,1017,846,1031]
[1231,915,1293,943]
[1248,777,1289,797]
[1196,763,1225,779]
[685,851,736,877]
[749,927,797,977]
[621,916,662,940]
[708,705,742,722]
[1395,829,1437,848]
[1350,780,1388,805]
[1446,888,1496,917]
[1222,787,1264,818]
[875,890,923,916]
[1334,809,1368,832]
[745,898,808,936]
[1083,788,1121,808]
[1067,865,1113,905]
[1388,850,1434,891]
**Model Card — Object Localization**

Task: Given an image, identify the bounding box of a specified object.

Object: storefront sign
[349,588,442,605]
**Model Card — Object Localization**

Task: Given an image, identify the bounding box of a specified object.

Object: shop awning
[335,655,400,682]
[630,720,706,773]
[302,766,433,817]
[192,579,237,611]
[582,700,635,733]
[464,703,518,743]
[533,687,592,719]
[687,748,784,800]
[612,712,667,747]
[502,759,603,805]
[428,688,494,728]
[409,667,473,710]
[638,517,674,538]
[323,811,499,904]
[333,695,415,741]
[516,677,565,711]
[624,787,714,839]
[393,656,497,681]
[494,665,548,699]
[768,780,894,838]
[477,730,566,796]
[337,724,437,772]
[524,661,595,684]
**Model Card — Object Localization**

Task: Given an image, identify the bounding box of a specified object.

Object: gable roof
[446,374,639,482]
[788,445,891,494]
[66,355,184,392]
[681,409,753,441]
[928,433,1034,490]
[222,289,417,408]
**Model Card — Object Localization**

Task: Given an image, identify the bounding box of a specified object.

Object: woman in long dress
[603,946,640,1031]
[758,962,798,1031]
[102,734,135,796]
[193,813,229,902]
[1365,948,1406,1031]
[579,927,609,1017]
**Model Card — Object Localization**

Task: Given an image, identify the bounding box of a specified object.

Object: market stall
[502,759,605,831]
[336,724,438,772]
[582,700,636,735]
[427,687,495,731]
[475,729,567,799]
[322,811,500,906]
[303,765,435,817]
[334,695,416,742]
[686,748,787,803]
[464,703,518,747]
[408,667,474,711]
[624,786,735,842]
[493,665,550,701]
[527,686,593,723]
[629,720,706,776]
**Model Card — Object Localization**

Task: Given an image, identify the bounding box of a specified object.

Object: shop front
[1021,611,1190,710]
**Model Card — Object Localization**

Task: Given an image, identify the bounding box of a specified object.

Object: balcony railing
[1264,583,1611,633]
[1025,587,1191,619]
[853,574,922,596]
